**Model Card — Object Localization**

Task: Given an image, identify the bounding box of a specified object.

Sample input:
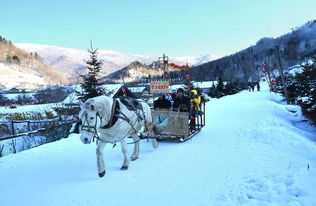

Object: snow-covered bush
[276,58,316,122]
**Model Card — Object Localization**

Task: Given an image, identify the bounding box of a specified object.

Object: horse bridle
[80,99,119,143]
[80,112,102,142]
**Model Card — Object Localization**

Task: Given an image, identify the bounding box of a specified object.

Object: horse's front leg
[96,142,106,177]
[120,138,129,170]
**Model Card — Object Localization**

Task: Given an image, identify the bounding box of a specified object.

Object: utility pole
[275,46,290,104]
[158,53,169,80]
[263,62,272,88]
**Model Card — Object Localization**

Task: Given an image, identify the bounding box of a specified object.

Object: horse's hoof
[131,156,138,161]
[121,165,128,170]
[152,140,159,149]
[98,171,106,177]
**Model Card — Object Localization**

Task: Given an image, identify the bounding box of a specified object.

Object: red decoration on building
[262,64,266,67]
[164,71,169,76]
[167,62,189,70]
[186,74,190,79]
[262,69,266,73]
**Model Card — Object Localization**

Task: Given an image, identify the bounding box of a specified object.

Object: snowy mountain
[1,83,316,206]
[15,43,218,83]
[0,39,68,90]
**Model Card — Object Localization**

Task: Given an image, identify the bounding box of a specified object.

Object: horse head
[78,96,112,144]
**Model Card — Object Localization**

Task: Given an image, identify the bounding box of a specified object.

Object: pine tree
[276,57,316,123]
[213,77,225,98]
[297,58,316,122]
[78,44,105,102]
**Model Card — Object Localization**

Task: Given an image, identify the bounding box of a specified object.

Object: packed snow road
[0,84,315,206]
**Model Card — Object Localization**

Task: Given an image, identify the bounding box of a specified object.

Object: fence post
[27,121,31,131]
[11,121,15,135]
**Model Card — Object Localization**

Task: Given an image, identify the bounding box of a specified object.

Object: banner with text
[150,81,170,93]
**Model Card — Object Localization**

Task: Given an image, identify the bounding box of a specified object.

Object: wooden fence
[0,119,75,157]
[0,119,76,141]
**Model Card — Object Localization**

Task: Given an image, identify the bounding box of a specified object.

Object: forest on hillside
[170,20,316,83]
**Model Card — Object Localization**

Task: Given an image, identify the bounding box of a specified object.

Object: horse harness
[80,98,147,145]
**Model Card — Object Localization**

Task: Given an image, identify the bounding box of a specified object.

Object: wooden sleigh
[140,102,206,142]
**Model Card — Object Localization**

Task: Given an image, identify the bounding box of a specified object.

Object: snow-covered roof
[192,81,216,88]
[128,86,147,93]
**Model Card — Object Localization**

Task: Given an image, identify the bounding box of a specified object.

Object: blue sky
[1,0,315,56]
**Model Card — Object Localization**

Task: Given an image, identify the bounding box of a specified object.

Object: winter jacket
[173,95,190,112]
[190,90,201,111]
[154,96,171,109]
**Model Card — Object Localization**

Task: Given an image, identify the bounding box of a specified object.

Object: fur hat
[177,88,184,93]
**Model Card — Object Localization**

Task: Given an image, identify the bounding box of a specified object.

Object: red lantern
[262,74,266,77]
[262,69,266,73]
[186,74,190,79]
[262,64,266,67]
[262,78,266,82]
[164,71,169,76]
[163,60,168,64]
[186,85,191,89]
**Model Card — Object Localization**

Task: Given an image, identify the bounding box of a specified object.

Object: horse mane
[84,96,113,122]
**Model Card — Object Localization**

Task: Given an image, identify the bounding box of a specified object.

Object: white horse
[78,95,158,177]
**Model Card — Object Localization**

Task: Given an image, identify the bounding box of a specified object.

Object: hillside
[101,61,161,82]
[1,83,315,206]
[0,37,68,89]
[180,20,316,82]
[15,43,218,84]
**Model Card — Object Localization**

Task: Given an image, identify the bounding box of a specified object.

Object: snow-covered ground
[0,63,48,90]
[0,102,57,114]
[0,83,315,206]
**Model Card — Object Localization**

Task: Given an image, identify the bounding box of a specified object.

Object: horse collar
[101,99,120,129]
